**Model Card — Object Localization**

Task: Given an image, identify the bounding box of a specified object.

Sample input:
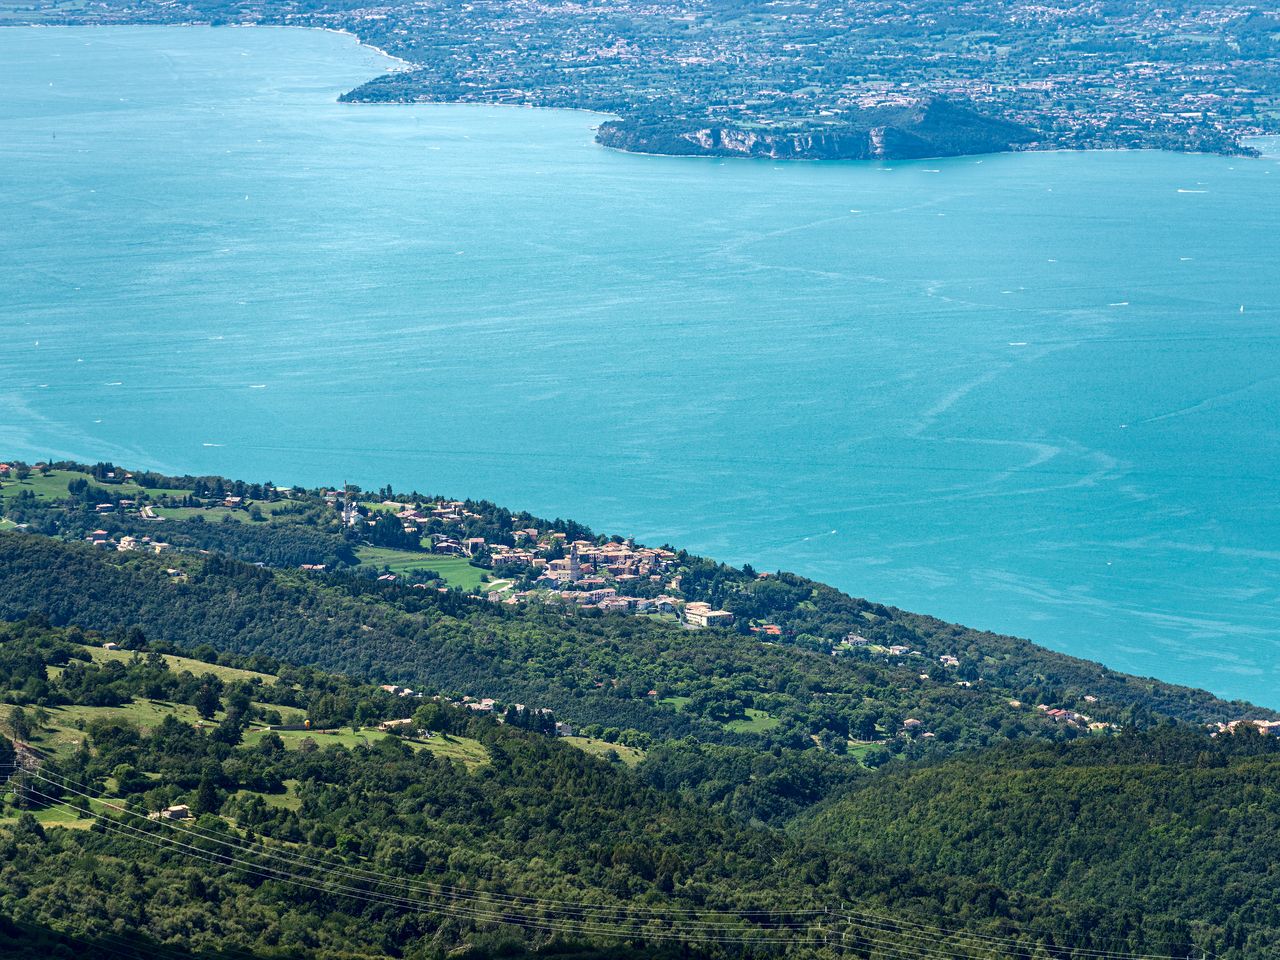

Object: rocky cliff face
[597,99,1037,161]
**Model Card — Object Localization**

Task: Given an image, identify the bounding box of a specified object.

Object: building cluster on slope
[345,496,739,629]
[84,530,171,554]
[1211,718,1280,737]
[376,686,576,738]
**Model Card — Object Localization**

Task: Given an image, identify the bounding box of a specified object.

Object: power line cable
[8,766,1212,960]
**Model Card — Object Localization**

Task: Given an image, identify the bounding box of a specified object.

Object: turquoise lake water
[3,26,1278,705]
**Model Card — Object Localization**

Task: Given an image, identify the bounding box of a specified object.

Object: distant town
[7,0,1277,160]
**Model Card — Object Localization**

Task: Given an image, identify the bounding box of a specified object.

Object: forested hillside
[3,463,1279,958]
[801,727,1280,958]
[2,463,1268,751]
[3,620,1271,959]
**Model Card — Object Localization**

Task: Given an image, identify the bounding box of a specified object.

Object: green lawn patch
[358,501,404,514]
[235,779,303,811]
[658,696,692,711]
[0,796,120,831]
[0,471,91,501]
[82,644,279,685]
[0,470,187,502]
[9,700,212,758]
[7,695,298,759]
[152,501,295,523]
[356,547,491,591]
[240,727,488,769]
[846,741,887,766]
[563,736,645,767]
[724,708,781,734]
[152,506,235,521]
[413,733,490,769]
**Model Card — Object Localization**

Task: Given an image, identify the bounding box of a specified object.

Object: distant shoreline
[3,22,1269,164]
[0,21,418,73]
[294,24,416,74]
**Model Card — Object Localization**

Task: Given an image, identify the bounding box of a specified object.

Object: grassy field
[7,699,487,767]
[152,501,297,523]
[82,644,280,685]
[6,695,304,758]
[563,736,646,767]
[0,469,187,502]
[415,733,490,768]
[153,506,237,522]
[235,778,303,811]
[8,699,214,757]
[356,547,492,591]
[358,501,404,514]
[3,705,486,829]
[0,470,92,501]
[0,796,122,831]
[724,708,782,734]
[846,741,885,765]
[241,727,489,769]
[657,696,692,711]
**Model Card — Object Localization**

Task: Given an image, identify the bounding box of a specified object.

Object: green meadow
[82,644,280,685]
[724,708,782,734]
[240,726,488,769]
[0,469,187,502]
[355,547,492,591]
[563,735,646,767]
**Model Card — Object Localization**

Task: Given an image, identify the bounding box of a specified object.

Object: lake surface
[3,26,1278,706]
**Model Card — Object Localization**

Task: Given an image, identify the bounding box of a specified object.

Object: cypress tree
[193,762,219,816]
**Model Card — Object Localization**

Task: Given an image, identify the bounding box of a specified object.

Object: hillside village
[2,461,1271,752]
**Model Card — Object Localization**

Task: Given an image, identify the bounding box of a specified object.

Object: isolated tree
[7,707,31,742]
[225,683,253,719]
[193,682,221,721]
[851,710,879,741]
[413,703,446,733]
[193,762,220,816]
[210,717,243,747]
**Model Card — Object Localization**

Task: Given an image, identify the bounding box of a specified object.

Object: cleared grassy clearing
[241,727,488,769]
[6,699,209,757]
[0,470,187,502]
[235,778,303,811]
[724,708,782,734]
[153,506,235,521]
[81,645,279,685]
[152,501,297,523]
[846,741,886,765]
[5,698,302,758]
[356,547,491,591]
[563,736,645,767]
[0,796,120,831]
[358,501,404,514]
[415,733,490,768]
